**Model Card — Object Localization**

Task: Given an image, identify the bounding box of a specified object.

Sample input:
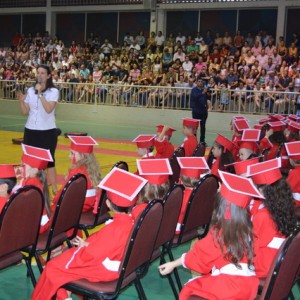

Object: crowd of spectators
[1,30,300,113]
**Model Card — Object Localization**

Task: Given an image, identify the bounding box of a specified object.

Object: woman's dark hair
[38,64,55,91]
[0,177,17,194]
[262,178,297,236]
[211,194,254,268]
[220,151,235,174]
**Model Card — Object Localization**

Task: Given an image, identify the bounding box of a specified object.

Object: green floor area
[0,99,267,147]
[0,243,192,300]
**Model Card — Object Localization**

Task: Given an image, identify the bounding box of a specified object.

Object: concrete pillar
[276,3,286,42]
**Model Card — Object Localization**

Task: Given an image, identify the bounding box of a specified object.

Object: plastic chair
[78,190,111,237]
[169,147,185,187]
[62,200,163,299]
[0,185,44,286]
[258,225,300,300]
[192,142,206,157]
[35,173,87,273]
[151,184,184,299]
[170,174,219,290]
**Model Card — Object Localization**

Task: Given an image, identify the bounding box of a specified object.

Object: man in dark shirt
[190,79,208,143]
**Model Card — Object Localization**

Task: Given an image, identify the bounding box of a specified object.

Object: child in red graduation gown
[209,134,236,179]
[131,158,172,220]
[246,158,297,278]
[51,136,102,213]
[132,134,156,159]
[181,118,199,157]
[31,168,148,300]
[19,144,53,234]
[0,165,17,213]
[154,125,175,159]
[176,157,210,233]
[285,141,300,207]
[159,171,261,300]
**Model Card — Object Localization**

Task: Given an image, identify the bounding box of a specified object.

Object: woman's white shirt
[24,86,59,130]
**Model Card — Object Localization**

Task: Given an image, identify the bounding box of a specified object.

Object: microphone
[35,79,41,94]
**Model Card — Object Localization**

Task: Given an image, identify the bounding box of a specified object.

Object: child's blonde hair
[69,153,102,187]
[138,182,170,204]
[180,174,199,188]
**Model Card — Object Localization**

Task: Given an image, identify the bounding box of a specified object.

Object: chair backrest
[0,186,44,257]
[259,124,268,141]
[259,226,300,300]
[154,184,184,249]
[118,200,163,288]
[47,174,87,246]
[177,174,219,244]
[94,190,109,225]
[261,148,270,161]
[192,143,206,157]
[169,147,185,186]
[112,161,129,171]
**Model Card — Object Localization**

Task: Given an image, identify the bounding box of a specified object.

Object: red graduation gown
[286,165,300,207]
[180,229,259,300]
[210,157,221,179]
[31,213,134,300]
[52,165,96,213]
[22,177,49,234]
[251,201,285,278]
[154,138,175,159]
[0,196,8,214]
[182,135,198,157]
[176,187,193,233]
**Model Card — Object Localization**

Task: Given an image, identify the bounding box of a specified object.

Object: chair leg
[83,228,90,238]
[160,252,179,299]
[168,249,182,291]
[134,278,147,300]
[24,257,37,286]
[35,253,44,273]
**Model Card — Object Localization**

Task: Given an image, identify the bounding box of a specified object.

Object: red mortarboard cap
[268,121,286,132]
[98,167,148,207]
[233,116,248,120]
[254,124,263,130]
[258,117,271,125]
[285,119,292,125]
[68,136,98,154]
[21,144,53,170]
[268,114,286,122]
[156,125,176,137]
[177,157,210,178]
[215,134,237,152]
[0,164,17,178]
[226,157,260,175]
[137,158,172,184]
[182,118,200,128]
[285,141,300,160]
[132,134,156,148]
[246,158,282,185]
[288,114,300,122]
[287,121,300,133]
[219,170,264,208]
[238,129,261,152]
[233,118,250,133]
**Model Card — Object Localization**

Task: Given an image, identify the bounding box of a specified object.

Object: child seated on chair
[285,141,300,207]
[246,158,297,278]
[175,157,210,234]
[18,144,52,234]
[131,158,171,220]
[181,118,199,157]
[31,168,148,300]
[0,164,17,213]
[154,125,175,159]
[132,134,156,159]
[208,134,236,179]
[51,136,102,213]
[159,171,261,299]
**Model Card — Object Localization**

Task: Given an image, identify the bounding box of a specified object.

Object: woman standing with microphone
[18,65,59,194]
